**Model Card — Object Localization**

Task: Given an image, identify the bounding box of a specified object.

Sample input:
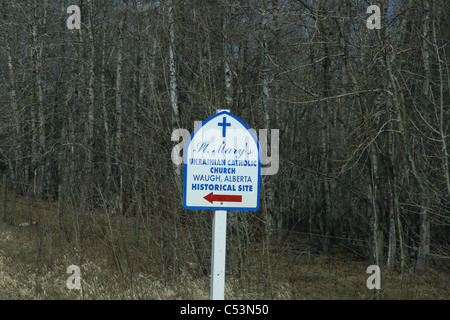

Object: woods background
[0,0,448,299]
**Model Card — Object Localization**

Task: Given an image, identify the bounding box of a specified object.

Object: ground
[0,218,447,300]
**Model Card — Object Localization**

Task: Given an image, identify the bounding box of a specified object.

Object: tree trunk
[223,4,232,110]
[386,180,397,271]
[85,0,96,208]
[5,34,23,195]
[101,0,112,199]
[386,92,399,272]
[168,0,180,181]
[116,13,125,215]
[32,0,48,198]
[317,0,332,253]
[416,197,430,273]
[416,0,431,273]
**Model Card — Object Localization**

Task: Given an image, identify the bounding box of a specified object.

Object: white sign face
[183,111,261,211]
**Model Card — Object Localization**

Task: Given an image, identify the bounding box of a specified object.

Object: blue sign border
[183,111,261,211]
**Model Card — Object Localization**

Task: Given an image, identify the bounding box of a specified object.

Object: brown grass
[0,192,448,300]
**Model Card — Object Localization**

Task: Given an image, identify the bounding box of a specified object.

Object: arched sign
[183,111,261,211]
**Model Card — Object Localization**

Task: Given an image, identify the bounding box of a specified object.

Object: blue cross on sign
[218,117,231,137]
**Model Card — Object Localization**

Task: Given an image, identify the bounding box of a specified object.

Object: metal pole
[210,210,227,300]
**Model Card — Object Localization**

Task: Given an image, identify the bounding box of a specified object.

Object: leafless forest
[0,0,449,299]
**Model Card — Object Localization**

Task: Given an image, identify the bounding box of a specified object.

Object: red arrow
[204,192,242,204]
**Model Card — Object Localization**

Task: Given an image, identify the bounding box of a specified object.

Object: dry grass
[0,193,448,300]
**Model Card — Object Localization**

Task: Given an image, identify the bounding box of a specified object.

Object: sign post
[210,209,227,300]
[183,109,261,300]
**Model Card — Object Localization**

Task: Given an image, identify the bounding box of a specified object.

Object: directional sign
[183,111,261,211]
